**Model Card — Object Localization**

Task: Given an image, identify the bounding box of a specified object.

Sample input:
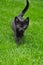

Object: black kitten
[11,0,29,43]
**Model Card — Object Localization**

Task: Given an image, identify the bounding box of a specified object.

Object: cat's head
[15,16,29,32]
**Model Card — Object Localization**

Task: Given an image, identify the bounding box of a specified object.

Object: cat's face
[15,17,29,32]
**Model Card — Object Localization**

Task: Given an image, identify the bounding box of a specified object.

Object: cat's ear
[15,16,19,24]
[24,17,29,29]
[15,16,18,21]
[25,17,29,25]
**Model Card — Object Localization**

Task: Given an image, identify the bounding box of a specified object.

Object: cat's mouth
[19,28,24,32]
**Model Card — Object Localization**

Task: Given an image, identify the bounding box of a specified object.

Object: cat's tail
[19,0,29,17]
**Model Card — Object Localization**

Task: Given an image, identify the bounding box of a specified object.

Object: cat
[11,0,29,43]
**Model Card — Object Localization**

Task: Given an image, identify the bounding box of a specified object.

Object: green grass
[0,0,43,65]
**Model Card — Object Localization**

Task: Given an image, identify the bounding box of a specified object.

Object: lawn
[0,0,43,65]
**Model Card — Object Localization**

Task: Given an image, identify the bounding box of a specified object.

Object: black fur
[11,0,29,43]
[19,0,29,17]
